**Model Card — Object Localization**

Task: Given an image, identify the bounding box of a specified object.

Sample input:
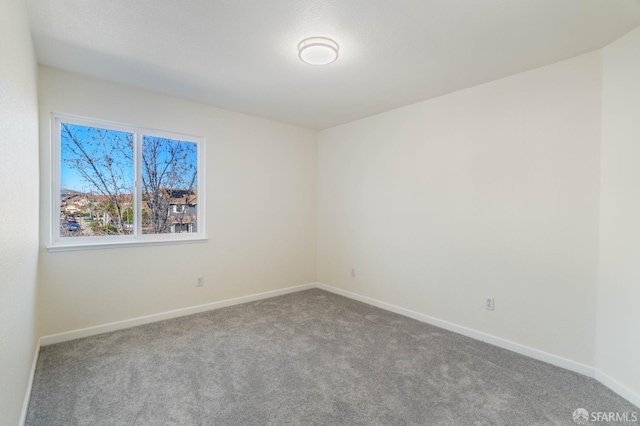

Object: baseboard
[19,337,41,426]
[594,369,640,409]
[40,283,316,346]
[315,282,595,377]
[315,283,640,409]
[29,280,640,414]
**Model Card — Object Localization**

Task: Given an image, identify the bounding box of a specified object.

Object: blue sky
[61,123,197,194]
[60,123,133,192]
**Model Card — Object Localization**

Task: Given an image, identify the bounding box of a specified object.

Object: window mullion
[50,113,205,250]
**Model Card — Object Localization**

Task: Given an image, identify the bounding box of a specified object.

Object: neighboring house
[60,190,196,233]
[170,220,196,234]
[166,189,197,234]
[60,193,85,216]
[63,203,82,215]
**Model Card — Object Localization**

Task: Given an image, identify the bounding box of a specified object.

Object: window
[50,114,205,251]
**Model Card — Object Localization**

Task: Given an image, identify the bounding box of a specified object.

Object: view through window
[56,116,202,246]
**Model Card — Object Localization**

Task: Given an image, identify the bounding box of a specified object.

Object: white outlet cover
[485,297,495,311]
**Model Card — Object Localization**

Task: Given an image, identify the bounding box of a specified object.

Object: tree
[61,124,133,235]
[61,123,198,236]
[140,136,197,234]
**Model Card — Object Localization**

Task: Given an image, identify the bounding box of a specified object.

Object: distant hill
[60,188,83,195]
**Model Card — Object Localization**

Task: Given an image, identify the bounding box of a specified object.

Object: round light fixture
[298,37,339,65]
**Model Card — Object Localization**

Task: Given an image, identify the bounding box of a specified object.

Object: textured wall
[37,67,317,336]
[317,52,602,366]
[597,25,640,403]
[0,0,40,424]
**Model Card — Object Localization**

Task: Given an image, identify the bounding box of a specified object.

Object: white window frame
[48,113,206,252]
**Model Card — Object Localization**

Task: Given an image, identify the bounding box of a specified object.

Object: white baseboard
[594,369,640,409]
[316,282,640,409]
[315,283,595,376]
[19,337,41,426]
[40,283,315,346]
[28,280,640,415]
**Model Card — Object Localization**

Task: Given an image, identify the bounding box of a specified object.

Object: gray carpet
[26,289,639,425]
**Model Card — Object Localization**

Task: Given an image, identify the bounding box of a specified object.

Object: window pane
[60,123,134,237]
[141,136,198,234]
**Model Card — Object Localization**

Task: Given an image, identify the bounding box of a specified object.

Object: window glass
[141,136,198,235]
[60,123,134,238]
[52,115,204,250]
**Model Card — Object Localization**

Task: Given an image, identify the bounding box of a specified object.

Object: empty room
[2,0,640,425]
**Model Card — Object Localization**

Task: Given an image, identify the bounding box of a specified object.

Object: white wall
[597,26,640,402]
[0,0,40,424]
[37,67,316,336]
[317,52,602,366]
[21,22,640,416]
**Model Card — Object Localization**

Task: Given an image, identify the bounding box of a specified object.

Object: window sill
[46,237,208,252]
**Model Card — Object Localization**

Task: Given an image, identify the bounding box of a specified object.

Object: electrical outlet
[350,268,356,278]
[196,277,204,287]
[485,297,494,311]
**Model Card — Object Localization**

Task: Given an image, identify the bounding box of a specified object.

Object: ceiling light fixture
[298,37,339,65]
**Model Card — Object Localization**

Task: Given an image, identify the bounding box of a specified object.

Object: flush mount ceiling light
[298,37,339,65]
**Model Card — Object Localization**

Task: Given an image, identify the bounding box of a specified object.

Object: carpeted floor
[26,289,639,425]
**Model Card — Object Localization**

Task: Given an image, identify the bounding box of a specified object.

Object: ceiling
[26,0,640,130]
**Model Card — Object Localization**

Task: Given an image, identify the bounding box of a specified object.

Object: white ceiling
[26,0,640,130]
